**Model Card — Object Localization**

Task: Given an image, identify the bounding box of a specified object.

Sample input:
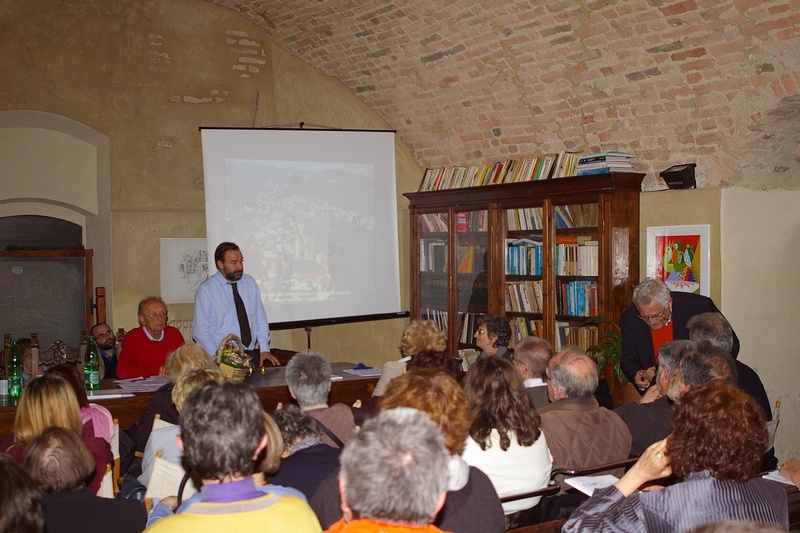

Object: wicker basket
[215,334,252,382]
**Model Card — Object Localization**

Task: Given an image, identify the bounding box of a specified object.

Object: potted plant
[583,315,627,388]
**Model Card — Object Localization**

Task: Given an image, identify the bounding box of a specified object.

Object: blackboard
[0,250,93,348]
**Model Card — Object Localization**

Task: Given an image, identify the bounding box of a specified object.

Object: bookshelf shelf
[405,171,644,354]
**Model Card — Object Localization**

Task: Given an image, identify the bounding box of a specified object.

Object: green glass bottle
[7,340,23,398]
[84,335,100,391]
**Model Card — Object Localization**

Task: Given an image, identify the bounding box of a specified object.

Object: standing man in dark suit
[620,277,739,391]
[513,336,553,410]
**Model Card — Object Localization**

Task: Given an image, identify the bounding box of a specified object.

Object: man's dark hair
[679,345,737,389]
[271,404,320,450]
[180,381,264,480]
[214,242,240,264]
[687,312,734,355]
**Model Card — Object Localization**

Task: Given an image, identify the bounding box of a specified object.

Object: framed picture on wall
[160,238,208,304]
[646,225,710,296]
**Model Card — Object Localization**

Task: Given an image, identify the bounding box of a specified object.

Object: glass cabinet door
[454,209,488,346]
[418,211,449,334]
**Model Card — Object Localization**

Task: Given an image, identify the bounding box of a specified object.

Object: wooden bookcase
[404,172,644,356]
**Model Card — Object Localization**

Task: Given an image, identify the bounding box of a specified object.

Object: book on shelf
[578,151,635,161]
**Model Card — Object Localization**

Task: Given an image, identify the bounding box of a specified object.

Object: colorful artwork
[646,225,709,296]
[654,235,700,293]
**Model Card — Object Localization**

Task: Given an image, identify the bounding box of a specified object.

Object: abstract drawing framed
[160,238,208,304]
[646,225,709,296]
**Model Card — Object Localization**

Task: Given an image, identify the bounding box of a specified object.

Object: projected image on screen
[201,128,402,327]
[225,159,375,305]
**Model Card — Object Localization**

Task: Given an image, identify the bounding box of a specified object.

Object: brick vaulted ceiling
[209,0,800,188]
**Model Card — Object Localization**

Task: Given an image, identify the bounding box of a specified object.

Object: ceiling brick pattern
[210,0,800,189]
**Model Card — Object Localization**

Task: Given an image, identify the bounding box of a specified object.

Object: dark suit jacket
[614,395,673,455]
[43,488,146,533]
[620,291,740,383]
[525,384,550,411]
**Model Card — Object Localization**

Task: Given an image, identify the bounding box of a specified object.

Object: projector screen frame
[199,126,408,331]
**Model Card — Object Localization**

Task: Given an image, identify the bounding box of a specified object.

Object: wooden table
[0,361,377,437]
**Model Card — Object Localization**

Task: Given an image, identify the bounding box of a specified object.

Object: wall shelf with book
[405,171,643,356]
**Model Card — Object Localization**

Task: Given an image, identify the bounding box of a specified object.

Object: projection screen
[200,128,403,328]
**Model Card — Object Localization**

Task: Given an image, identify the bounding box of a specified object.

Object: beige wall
[0,0,419,365]
[641,188,797,462]
[721,188,800,461]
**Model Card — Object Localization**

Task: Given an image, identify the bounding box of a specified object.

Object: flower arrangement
[215,334,252,382]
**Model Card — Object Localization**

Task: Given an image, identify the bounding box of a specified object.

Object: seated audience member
[148,411,306,525]
[312,368,504,533]
[373,320,461,397]
[539,347,631,476]
[47,364,115,445]
[0,453,45,533]
[687,311,777,470]
[138,367,225,487]
[267,404,341,500]
[23,427,146,533]
[690,521,787,533]
[461,357,551,523]
[563,382,789,532]
[325,408,451,533]
[512,336,554,410]
[620,277,740,391]
[286,350,356,447]
[474,314,512,359]
[614,340,694,455]
[144,381,321,532]
[126,344,218,460]
[0,374,112,494]
[117,296,185,379]
[90,322,121,379]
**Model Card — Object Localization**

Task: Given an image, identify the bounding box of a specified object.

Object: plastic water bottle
[84,336,100,391]
[7,340,23,398]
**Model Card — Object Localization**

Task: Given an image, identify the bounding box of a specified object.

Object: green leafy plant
[583,315,628,386]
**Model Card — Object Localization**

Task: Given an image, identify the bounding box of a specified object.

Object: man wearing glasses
[89,322,121,379]
[117,296,185,379]
[620,277,739,393]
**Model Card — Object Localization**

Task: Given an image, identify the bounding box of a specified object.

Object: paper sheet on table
[763,470,796,486]
[115,376,169,393]
[564,474,619,496]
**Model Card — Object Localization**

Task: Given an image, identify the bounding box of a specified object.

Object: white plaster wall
[721,187,800,462]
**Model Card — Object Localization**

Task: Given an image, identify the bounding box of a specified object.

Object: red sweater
[117,326,185,379]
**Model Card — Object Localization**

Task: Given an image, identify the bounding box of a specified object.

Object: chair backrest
[32,332,87,376]
[549,455,640,481]
[152,413,177,432]
[111,418,121,494]
[97,463,115,499]
[144,451,197,501]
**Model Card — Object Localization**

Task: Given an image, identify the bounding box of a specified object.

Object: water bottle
[7,340,23,398]
[84,335,100,391]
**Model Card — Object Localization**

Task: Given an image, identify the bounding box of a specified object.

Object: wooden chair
[144,450,197,511]
[97,463,115,498]
[766,400,781,451]
[111,418,121,494]
[31,332,87,377]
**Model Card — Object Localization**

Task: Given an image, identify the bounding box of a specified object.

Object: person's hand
[614,438,672,496]
[260,351,280,367]
[634,369,651,389]
[158,364,168,377]
[159,496,179,512]
[779,458,800,485]
[639,385,661,404]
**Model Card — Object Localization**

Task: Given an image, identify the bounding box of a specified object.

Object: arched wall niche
[0,110,113,323]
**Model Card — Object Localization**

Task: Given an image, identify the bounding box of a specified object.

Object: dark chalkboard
[0,250,93,348]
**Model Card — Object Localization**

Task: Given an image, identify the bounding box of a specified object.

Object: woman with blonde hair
[0,374,112,494]
[127,343,217,457]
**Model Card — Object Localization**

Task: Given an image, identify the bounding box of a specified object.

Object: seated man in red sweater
[117,296,185,379]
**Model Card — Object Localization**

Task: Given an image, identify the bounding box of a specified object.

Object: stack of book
[576,152,635,176]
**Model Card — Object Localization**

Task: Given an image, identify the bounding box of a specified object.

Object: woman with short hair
[23,426,145,533]
[563,381,789,532]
